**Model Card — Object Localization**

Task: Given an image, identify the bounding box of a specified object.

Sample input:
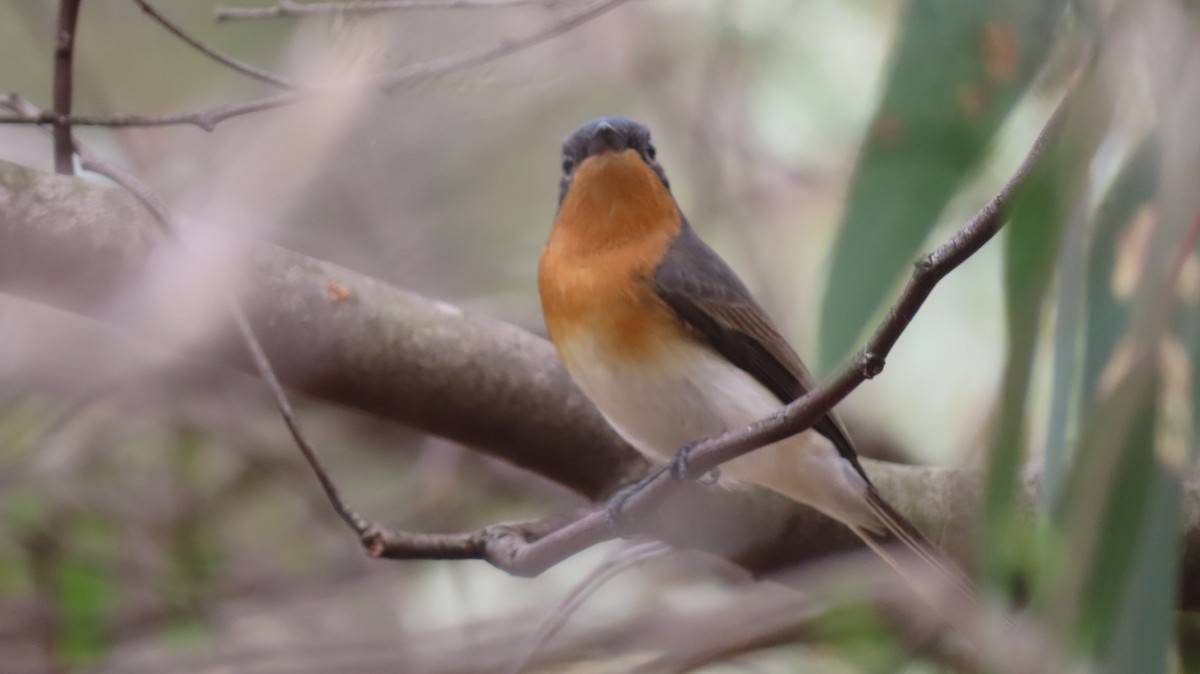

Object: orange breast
[539,149,685,364]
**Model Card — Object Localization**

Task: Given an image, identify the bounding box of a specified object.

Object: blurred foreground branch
[2,159,1199,609]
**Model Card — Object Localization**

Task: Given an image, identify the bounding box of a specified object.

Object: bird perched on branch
[538,116,960,585]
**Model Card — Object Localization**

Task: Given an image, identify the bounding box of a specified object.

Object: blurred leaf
[56,515,118,664]
[1099,464,1181,674]
[819,0,1068,369]
[1042,114,1159,517]
[1048,130,1190,669]
[162,427,223,639]
[1040,201,1089,511]
[810,601,900,671]
[1077,139,1160,424]
[1072,386,1159,652]
[1181,613,1200,674]
[981,80,1109,588]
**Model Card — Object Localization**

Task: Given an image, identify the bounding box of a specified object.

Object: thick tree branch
[1,158,1198,607]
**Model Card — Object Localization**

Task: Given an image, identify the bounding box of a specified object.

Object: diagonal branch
[0,0,633,132]
[669,82,1078,481]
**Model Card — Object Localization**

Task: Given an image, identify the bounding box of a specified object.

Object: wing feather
[652,221,869,482]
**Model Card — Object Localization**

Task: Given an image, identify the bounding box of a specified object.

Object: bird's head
[557,116,671,207]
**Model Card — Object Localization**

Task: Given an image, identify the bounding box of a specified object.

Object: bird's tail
[850,485,977,609]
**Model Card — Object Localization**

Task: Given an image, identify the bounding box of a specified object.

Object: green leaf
[56,515,119,664]
[819,0,1068,369]
[980,78,1110,588]
[1099,466,1181,674]
[1077,139,1160,422]
[1074,390,1159,652]
[1045,131,1189,668]
[1040,201,1089,511]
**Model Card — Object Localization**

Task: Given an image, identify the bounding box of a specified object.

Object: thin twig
[52,0,83,174]
[216,0,564,21]
[131,0,298,88]
[0,93,372,538]
[0,0,633,132]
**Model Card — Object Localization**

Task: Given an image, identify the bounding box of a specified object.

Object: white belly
[559,334,875,527]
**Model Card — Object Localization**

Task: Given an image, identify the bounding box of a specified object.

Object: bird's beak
[587,122,625,156]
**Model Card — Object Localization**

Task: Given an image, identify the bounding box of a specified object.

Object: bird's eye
[561,156,574,173]
[646,144,657,160]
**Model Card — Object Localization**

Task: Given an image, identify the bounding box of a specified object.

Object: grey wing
[652,221,869,482]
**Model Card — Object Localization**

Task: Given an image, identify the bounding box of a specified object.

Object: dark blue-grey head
[558,116,669,203]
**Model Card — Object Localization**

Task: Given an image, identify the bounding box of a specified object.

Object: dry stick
[52,0,83,174]
[0,93,374,537]
[131,0,298,88]
[216,0,566,20]
[673,97,1076,482]
[364,81,1077,575]
[72,159,374,535]
[0,0,633,132]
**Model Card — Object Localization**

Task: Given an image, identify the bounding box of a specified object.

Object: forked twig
[132,0,299,88]
[0,0,634,132]
[1,93,373,538]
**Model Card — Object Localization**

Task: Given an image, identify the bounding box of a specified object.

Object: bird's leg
[669,440,720,485]
[604,465,669,536]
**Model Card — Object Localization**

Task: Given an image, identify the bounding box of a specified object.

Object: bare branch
[132,0,298,88]
[216,0,566,21]
[2,94,372,537]
[0,0,634,132]
[52,0,83,173]
[669,80,1079,481]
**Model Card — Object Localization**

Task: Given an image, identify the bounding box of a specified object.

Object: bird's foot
[668,441,720,485]
[604,467,667,536]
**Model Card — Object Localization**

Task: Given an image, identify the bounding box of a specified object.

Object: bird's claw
[604,469,664,537]
[604,483,638,536]
[669,442,720,485]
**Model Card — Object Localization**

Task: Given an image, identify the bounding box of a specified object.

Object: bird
[537,115,960,584]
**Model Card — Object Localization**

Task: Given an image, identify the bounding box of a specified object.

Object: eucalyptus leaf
[819,0,1068,369]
